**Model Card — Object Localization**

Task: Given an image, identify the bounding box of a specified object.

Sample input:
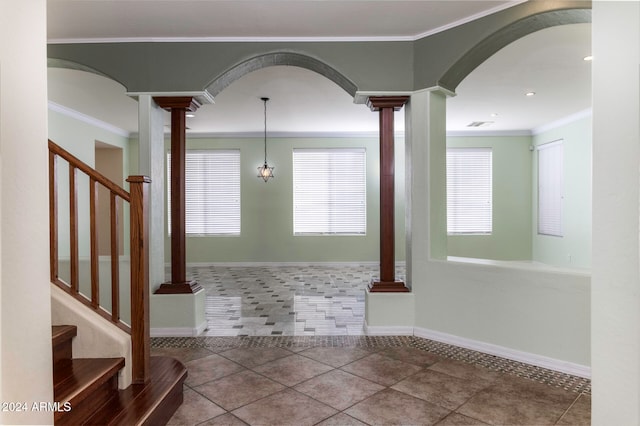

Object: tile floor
[190,264,392,336]
[154,265,591,425]
[152,336,591,425]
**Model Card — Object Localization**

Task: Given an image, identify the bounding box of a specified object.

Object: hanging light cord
[262,97,269,164]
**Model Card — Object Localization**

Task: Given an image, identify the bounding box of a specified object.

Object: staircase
[52,325,187,425]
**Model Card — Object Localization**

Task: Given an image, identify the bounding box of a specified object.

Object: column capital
[153,96,201,112]
[367,96,409,112]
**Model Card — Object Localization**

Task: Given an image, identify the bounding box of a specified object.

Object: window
[537,140,563,236]
[446,147,493,234]
[167,150,241,235]
[293,148,366,235]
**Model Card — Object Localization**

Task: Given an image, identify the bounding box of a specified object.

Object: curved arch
[205,52,358,97]
[439,8,591,92]
[47,58,128,89]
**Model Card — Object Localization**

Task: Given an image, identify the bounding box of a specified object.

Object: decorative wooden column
[368,96,410,292]
[153,96,203,294]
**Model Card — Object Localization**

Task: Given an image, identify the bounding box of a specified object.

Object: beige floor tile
[435,412,488,425]
[392,369,490,410]
[379,346,443,367]
[198,413,249,425]
[457,388,567,425]
[151,347,216,364]
[253,354,334,386]
[428,359,502,383]
[218,346,293,368]
[490,374,577,408]
[294,369,384,410]
[557,393,591,425]
[298,346,373,368]
[344,388,451,426]
[167,388,225,425]
[232,388,337,426]
[315,412,369,426]
[184,354,245,387]
[341,353,423,386]
[194,370,285,411]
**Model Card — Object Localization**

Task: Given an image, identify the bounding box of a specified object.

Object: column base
[368,280,409,293]
[154,280,203,294]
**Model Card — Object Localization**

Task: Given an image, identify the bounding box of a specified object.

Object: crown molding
[46,1,526,45]
[130,130,407,140]
[48,35,416,44]
[446,129,532,137]
[532,108,592,135]
[412,0,528,41]
[48,101,131,138]
[127,91,215,105]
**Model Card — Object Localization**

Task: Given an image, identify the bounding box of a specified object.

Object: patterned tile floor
[186,264,397,336]
[154,265,591,425]
[152,335,591,425]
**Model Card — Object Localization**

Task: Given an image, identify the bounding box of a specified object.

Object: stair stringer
[51,284,132,388]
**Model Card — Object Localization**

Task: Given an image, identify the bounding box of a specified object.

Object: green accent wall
[532,115,592,269]
[48,108,133,259]
[446,135,533,261]
[166,136,406,264]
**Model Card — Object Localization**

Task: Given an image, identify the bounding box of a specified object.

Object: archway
[439,8,591,92]
[205,52,358,98]
[443,22,592,268]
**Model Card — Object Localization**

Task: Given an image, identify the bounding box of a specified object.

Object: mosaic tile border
[151,334,591,394]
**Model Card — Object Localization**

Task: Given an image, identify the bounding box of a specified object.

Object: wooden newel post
[127,175,151,384]
[367,96,410,293]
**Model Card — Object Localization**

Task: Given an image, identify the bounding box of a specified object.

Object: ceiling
[46,1,592,136]
[48,1,522,42]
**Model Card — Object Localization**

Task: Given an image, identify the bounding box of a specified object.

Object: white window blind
[293,148,366,235]
[167,150,241,236]
[446,147,493,234]
[537,140,563,236]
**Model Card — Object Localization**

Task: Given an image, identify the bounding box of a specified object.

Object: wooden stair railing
[48,139,151,384]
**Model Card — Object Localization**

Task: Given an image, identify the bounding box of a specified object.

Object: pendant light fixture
[257,97,275,182]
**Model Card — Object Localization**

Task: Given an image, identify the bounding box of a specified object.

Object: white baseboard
[151,321,207,337]
[364,322,413,336]
[167,261,407,268]
[414,327,591,379]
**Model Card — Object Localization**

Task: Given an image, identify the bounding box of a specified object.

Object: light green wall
[532,115,591,269]
[164,136,406,264]
[48,108,133,261]
[446,136,533,261]
[391,90,591,368]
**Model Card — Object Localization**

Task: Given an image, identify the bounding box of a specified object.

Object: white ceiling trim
[48,101,131,138]
[531,108,592,135]
[446,130,532,137]
[132,131,391,139]
[47,1,526,45]
[412,0,528,41]
[48,35,416,44]
[127,91,215,105]
[353,86,456,105]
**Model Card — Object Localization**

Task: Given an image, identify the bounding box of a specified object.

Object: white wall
[591,2,640,424]
[0,1,53,424]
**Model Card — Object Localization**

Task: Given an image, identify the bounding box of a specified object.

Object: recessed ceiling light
[490,113,498,117]
[525,91,536,97]
[186,113,195,118]
[583,55,593,61]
